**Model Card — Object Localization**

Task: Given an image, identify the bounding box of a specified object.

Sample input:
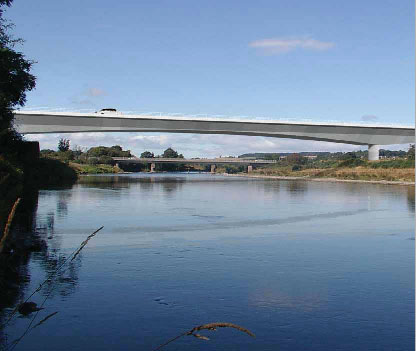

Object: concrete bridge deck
[112,157,276,165]
[14,110,415,160]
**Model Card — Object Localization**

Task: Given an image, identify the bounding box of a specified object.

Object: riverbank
[223,171,415,186]
[68,162,123,175]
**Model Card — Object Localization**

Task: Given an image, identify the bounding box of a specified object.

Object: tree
[58,138,70,152]
[407,144,415,160]
[287,153,306,165]
[140,151,154,158]
[0,0,36,154]
[162,147,180,158]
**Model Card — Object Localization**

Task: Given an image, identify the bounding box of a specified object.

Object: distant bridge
[14,110,415,160]
[112,157,276,172]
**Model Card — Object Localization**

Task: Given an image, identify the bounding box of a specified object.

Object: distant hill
[238,152,331,159]
[238,149,407,160]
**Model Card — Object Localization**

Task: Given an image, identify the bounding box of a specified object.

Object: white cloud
[25,132,378,157]
[249,37,335,54]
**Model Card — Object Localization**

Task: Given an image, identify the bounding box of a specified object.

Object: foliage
[407,144,415,160]
[87,145,131,158]
[87,157,99,165]
[69,163,120,175]
[57,150,74,162]
[287,153,307,165]
[369,159,414,169]
[58,138,70,152]
[337,158,366,168]
[0,0,36,154]
[140,151,154,158]
[162,147,183,158]
[24,157,77,187]
[224,165,245,174]
[98,155,114,165]
[291,164,302,171]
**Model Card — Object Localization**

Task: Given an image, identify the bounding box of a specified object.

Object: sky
[6,0,415,157]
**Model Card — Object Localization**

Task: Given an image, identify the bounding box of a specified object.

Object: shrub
[98,155,115,165]
[337,158,366,168]
[87,157,99,165]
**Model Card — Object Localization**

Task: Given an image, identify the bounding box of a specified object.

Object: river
[1,173,414,351]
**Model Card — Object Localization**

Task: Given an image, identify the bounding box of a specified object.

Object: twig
[32,311,58,329]
[152,322,255,350]
[0,198,20,254]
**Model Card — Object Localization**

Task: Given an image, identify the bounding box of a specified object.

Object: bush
[291,164,302,171]
[98,155,115,165]
[24,158,77,187]
[370,159,415,169]
[87,157,99,165]
[57,150,74,162]
[225,165,245,174]
[337,158,366,168]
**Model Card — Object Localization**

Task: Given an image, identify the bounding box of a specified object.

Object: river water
[1,173,414,351]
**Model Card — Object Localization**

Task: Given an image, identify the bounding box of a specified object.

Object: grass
[249,159,415,182]
[69,162,122,175]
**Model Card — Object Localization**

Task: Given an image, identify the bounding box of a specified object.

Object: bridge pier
[247,165,253,173]
[210,164,216,173]
[368,144,380,161]
[150,163,156,172]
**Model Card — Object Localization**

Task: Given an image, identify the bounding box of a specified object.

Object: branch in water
[152,322,255,350]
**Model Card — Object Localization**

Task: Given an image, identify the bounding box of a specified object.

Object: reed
[152,322,255,350]
[0,198,21,254]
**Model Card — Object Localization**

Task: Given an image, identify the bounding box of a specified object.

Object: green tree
[98,155,114,165]
[58,138,70,152]
[0,0,36,154]
[140,151,154,158]
[162,147,180,158]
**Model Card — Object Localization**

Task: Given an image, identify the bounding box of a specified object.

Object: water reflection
[77,174,186,195]
[407,186,415,212]
[287,180,308,196]
[56,191,72,218]
[0,187,83,349]
[0,174,414,351]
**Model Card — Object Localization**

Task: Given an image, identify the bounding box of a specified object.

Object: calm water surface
[2,173,415,350]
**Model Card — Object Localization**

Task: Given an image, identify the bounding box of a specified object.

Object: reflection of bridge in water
[112,157,277,173]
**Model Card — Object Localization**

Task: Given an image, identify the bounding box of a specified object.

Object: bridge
[112,157,277,173]
[14,110,415,160]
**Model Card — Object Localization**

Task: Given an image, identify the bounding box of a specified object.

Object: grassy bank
[251,159,415,182]
[68,162,123,175]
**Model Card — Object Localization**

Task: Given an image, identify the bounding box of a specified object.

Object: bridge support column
[150,163,156,172]
[368,144,380,161]
[247,165,253,173]
[210,164,216,173]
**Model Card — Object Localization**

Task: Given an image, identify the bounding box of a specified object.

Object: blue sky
[7,0,415,156]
